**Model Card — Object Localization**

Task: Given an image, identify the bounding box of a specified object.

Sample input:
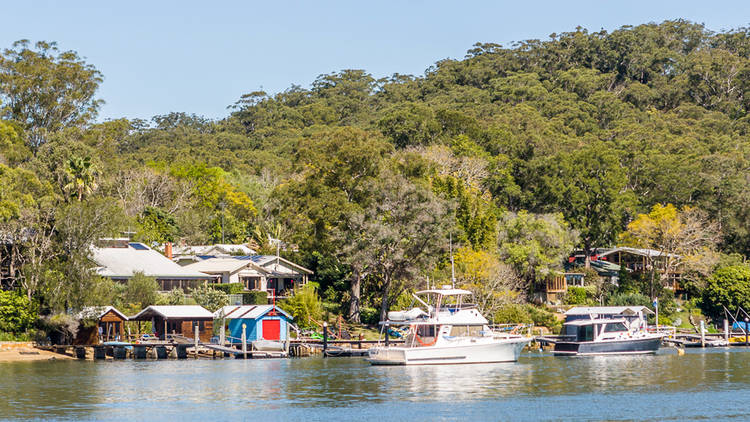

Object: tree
[279,283,323,329]
[0,40,103,149]
[340,172,454,321]
[124,272,159,309]
[701,265,750,321]
[619,204,720,296]
[497,211,578,290]
[454,247,524,317]
[64,155,98,201]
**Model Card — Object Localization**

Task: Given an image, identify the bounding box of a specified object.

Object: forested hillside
[3,20,750,331]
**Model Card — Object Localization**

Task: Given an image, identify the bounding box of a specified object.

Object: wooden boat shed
[130,305,214,342]
[74,306,129,344]
[214,305,293,343]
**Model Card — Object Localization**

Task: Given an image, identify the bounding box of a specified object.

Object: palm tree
[64,156,98,201]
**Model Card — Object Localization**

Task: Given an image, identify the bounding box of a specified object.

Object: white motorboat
[367,287,532,365]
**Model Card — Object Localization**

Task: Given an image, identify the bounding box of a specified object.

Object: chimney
[165,242,173,260]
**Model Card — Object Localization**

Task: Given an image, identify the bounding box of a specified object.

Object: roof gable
[214,305,292,320]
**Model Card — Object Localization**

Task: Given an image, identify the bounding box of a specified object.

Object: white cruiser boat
[367,287,532,365]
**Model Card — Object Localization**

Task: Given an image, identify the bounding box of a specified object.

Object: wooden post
[322,322,328,356]
[385,322,390,347]
[700,320,705,347]
[241,323,247,358]
[164,320,167,341]
[220,318,226,346]
[745,318,749,346]
[194,325,199,358]
[285,321,290,353]
[724,319,729,343]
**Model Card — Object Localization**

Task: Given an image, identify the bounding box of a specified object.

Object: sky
[3,0,750,122]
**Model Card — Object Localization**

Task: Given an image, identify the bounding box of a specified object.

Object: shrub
[241,291,268,305]
[607,292,651,307]
[701,265,750,321]
[359,307,380,325]
[42,313,79,345]
[209,283,245,295]
[494,304,533,324]
[158,288,185,305]
[0,290,36,334]
[565,287,588,305]
[190,286,229,312]
[526,305,560,330]
[280,284,322,329]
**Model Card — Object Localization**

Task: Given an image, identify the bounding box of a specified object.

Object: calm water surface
[1,348,749,421]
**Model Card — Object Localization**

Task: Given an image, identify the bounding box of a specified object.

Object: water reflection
[1,348,750,421]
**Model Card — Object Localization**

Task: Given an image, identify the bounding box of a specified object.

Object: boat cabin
[560,319,631,342]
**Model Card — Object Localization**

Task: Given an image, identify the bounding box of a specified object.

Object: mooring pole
[700,320,705,347]
[322,322,328,356]
[194,325,199,358]
[241,323,247,358]
[724,319,729,343]
[745,318,749,346]
[385,322,390,347]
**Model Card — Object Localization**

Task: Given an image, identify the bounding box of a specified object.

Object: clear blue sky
[3,0,750,122]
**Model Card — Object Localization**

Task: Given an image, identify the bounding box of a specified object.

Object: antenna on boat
[450,233,455,289]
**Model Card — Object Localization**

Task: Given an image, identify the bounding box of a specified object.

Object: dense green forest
[3,20,750,337]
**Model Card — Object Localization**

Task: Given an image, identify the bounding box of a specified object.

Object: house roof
[599,247,680,258]
[130,305,214,320]
[235,255,313,275]
[76,306,128,321]
[92,242,211,280]
[183,258,251,274]
[564,306,654,316]
[172,244,256,256]
[214,305,292,320]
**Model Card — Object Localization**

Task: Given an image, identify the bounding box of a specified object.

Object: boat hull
[552,336,662,356]
[367,337,531,365]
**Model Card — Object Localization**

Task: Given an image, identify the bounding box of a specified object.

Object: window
[449,325,482,337]
[603,322,627,333]
[577,325,594,341]
[417,324,437,338]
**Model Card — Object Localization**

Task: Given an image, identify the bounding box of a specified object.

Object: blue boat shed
[214,305,293,343]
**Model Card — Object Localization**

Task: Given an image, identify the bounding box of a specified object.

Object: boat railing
[647,326,677,337]
[489,323,533,336]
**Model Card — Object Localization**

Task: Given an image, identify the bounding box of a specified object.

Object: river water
[1,347,749,421]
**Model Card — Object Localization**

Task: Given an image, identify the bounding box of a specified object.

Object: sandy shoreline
[0,344,74,362]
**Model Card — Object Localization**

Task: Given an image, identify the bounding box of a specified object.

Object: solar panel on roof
[128,243,149,250]
[233,255,251,260]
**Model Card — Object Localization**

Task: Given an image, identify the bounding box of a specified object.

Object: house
[182,255,313,300]
[130,305,214,342]
[214,305,293,343]
[91,239,212,291]
[571,247,683,290]
[74,306,129,344]
[168,243,256,266]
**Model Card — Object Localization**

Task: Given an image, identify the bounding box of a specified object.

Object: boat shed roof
[565,306,654,316]
[76,306,128,321]
[130,305,214,321]
[214,305,292,320]
[415,288,473,296]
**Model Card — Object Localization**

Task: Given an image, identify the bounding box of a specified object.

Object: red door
[262,319,280,340]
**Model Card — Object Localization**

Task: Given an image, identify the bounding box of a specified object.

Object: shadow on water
[1,347,750,421]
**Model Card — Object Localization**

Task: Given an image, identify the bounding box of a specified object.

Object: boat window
[577,325,594,342]
[562,324,577,337]
[417,324,437,338]
[449,325,482,337]
[603,322,627,333]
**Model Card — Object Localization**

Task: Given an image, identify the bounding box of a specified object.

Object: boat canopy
[415,288,472,296]
[563,318,628,326]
